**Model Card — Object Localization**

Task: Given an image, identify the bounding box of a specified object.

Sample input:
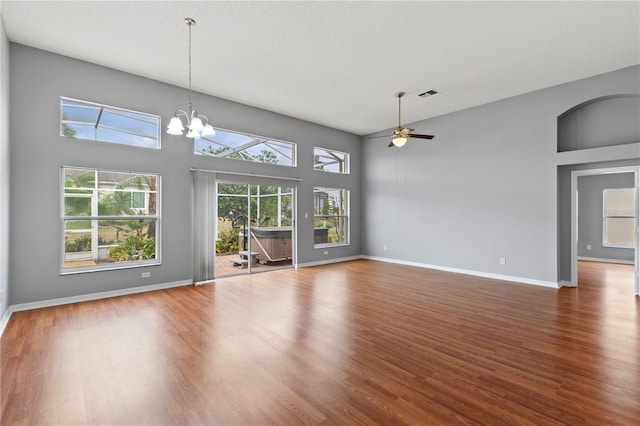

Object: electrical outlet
[499,257,506,265]
[586,244,592,250]
[304,212,309,219]
[324,250,328,255]
[383,244,388,251]
[141,272,151,278]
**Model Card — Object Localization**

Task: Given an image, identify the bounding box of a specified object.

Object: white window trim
[313,187,350,248]
[60,166,161,274]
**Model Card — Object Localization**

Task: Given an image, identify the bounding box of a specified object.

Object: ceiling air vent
[418,89,440,98]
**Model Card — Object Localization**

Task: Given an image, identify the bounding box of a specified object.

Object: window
[603,188,636,248]
[314,187,349,247]
[62,167,160,273]
[131,191,146,210]
[60,97,160,149]
[195,128,296,167]
[314,147,350,174]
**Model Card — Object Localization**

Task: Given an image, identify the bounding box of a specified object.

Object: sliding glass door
[215,180,294,277]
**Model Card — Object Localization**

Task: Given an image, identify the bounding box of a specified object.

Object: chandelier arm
[173,110,189,121]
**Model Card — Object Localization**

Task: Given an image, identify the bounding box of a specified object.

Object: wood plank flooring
[1,260,638,425]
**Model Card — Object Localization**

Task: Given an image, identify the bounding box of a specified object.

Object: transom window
[314,147,350,174]
[60,97,160,149]
[195,128,296,167]
[314,187,350,247]
[603,188,636,248]
[62,167,160,273]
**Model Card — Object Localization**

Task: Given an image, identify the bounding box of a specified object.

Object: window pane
[314,147,350,174]
[64,195,91,216]
[603,187,636,248]
[64,221,92,257]
[280,193,293,226]
[96,171,156,190]
[314,187,349,246]
[195,128,296,167]
[218,182,249,196]
[61,98,160,149]
[604,188,636,217]
[63,219,157,268]
[218,195,249,219]
[131,192,146,209]
[604,218,635,246]
[62,102,100,123]
[64,168,95,191]
[98,190,157,216]
[95,172,157,216]
[100,110,159,138]
[100,219,157,261]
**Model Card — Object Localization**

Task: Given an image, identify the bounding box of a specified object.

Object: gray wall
[363,65,640,284]
[578,173,635,262]
[9,44,361,305]
[0,17,9,318]
[558,95,640,152]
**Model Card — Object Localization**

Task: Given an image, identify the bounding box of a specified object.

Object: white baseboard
[295,255,363,269]
[363,256,559,289]
[578,256,634,265]
[559,280,577,287]
[0,308,11,338]
[8,279,192,313]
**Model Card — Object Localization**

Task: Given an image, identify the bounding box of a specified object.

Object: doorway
[570,166,639,295]
[215,180,295,278]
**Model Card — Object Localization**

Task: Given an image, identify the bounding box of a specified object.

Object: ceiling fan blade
[409,134,435,140]
[387,141,395,147]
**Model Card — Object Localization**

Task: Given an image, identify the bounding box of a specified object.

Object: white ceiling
[1,1,638,136]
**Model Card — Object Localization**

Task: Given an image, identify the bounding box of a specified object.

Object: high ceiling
[1,1,638,136]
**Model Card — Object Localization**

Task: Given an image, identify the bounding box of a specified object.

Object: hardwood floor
[1,260,638,425]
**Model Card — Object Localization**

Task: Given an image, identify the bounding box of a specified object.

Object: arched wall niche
[557,94,640,152]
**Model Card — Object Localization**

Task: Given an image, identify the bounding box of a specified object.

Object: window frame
[60,97,161,150]
[61,166,161,274]
[313,147,350,174]
[602,187,636,249]
[313,187,350,248]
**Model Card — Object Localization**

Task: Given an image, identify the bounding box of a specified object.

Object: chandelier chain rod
[188,20,193,111]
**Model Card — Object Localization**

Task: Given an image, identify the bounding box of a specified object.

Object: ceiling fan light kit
[167,18,216,139]
[391,136,407,147]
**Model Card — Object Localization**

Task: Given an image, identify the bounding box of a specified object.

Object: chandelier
[166,18,216,138]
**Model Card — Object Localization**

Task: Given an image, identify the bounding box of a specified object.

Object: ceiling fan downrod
[396,91,405,129]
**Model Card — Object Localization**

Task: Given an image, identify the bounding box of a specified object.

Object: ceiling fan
[373,91,435,147]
